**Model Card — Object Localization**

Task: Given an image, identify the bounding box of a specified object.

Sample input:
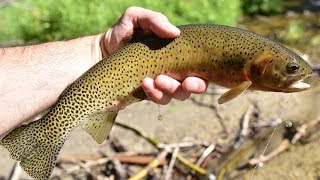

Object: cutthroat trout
[0,24,312,179]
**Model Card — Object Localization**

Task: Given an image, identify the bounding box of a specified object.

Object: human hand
[100,6,208,104]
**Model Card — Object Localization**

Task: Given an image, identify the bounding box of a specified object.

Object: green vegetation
[0,0,240,44]
[283,21,305,42]
[0,0,286,44]
[242,0,284,15]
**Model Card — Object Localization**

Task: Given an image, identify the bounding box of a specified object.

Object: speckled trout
[0,24,312,179]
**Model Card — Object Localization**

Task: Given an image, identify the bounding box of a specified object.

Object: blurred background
[0,0,319,179]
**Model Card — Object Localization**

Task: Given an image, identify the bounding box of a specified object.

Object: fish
[0,24,312,179]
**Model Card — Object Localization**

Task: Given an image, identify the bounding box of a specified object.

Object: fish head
[249,47,313,92]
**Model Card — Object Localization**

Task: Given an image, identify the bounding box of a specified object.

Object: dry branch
[291,116,320,144]
[115,121,207,175]
[196,143,216,167]
[114,154,164,165]
[164,147,180,180]
[58,155,103,162]
[128,150,169,180]
[115,121,159,146]
[241,105,254,137]
[249,139,290,166]
[176,154,206,175]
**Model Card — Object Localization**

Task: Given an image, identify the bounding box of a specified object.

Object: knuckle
[153,94,171,105]
[159,98,171,105]
[178,96,189,101]
[174,94,189,101]
[124,6,139,16]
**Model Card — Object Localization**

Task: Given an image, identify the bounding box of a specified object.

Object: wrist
[93,28,112,63]
[91,33,104,64]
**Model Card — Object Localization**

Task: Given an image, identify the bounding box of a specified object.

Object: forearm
[0,35,102,137]
[0,6,206,139]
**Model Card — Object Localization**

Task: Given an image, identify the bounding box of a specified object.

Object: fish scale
[0,24,312,179]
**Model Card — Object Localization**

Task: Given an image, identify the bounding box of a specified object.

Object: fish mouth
[285,79,311,92]
[288,79,310,89]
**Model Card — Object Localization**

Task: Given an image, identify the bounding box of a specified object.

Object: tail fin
[0,121,66,179]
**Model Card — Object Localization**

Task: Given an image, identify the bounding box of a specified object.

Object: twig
[196,143,216,167]
[78,161,96,178]
[291,116,320,144]
[233,105,256,149]
[109,135,128,152]
[164,147,180,180]
[115,121,159,147]
[217,145,253,180]
[111,158,127,179]
[176,154,206,175]
[58,155,103,162]
[64,165,81,174]
[128,150,169,180]
[115,121,207,175]
[253,118,283,128]
[247,116,320,179]
[248,139,290,166]
[241,105,254,137]
[189,96,217,110]
[58,155,123,179]
[61,158,110,174]
[189,96,228,135]
[216,109,229,136]
[157,141,209,149]
[113,154,164,165]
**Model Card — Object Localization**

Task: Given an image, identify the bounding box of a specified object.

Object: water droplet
[285,121,293,128]
[157,104,163,121]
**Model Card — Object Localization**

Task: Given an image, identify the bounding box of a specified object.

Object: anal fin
[218,81,252,104]
[81,111,118,144]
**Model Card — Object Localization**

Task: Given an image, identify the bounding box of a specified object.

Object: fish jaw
[284,79,311,92]
[279,68,312,92]
[250,76,312,93]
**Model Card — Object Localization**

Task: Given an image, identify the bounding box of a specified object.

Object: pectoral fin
[218,81,252,104]
[81,111,118,144]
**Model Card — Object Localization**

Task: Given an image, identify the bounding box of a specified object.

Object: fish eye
[286,62,300,74]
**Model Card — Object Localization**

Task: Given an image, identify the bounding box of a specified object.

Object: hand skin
[0,7,207,138]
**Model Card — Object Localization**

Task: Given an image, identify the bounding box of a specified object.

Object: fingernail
[191,81,200,90]
[164,22,180,35]
[185,80,199,92]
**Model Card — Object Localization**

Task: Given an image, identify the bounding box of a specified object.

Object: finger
[147,15,180,38]
[182,77,208,94]
[141,77,172,105]
[123,7,180,38]
[154,75,191,101]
